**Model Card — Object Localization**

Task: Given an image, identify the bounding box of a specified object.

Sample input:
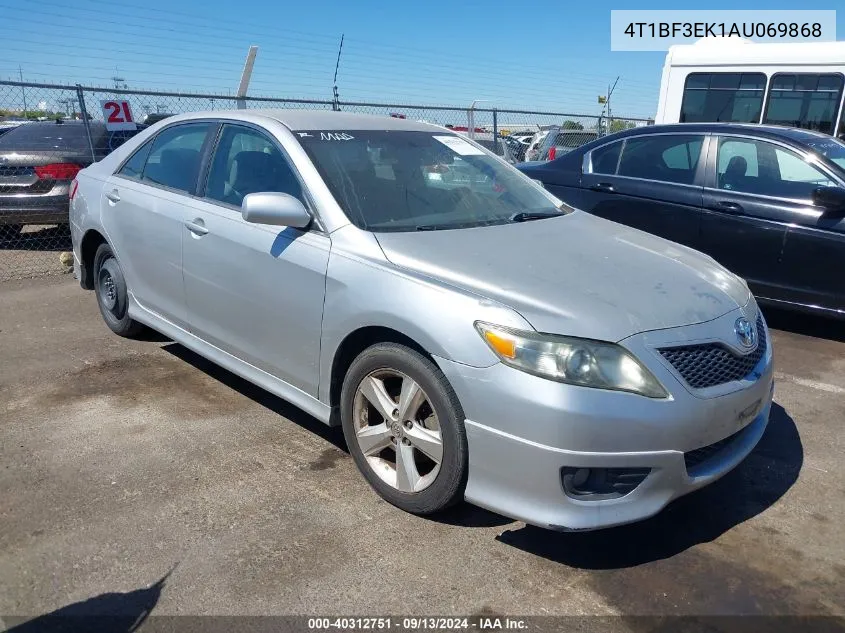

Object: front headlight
[475,322,668,398]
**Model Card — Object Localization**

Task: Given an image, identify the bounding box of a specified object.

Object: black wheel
[340,342,468,515]
[93,242,145,338]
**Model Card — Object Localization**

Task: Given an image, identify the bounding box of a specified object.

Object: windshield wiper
[416,224,451,231]
[509,211,563,223]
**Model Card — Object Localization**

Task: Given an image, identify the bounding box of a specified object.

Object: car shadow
[0,224,71,251]
[761,304,845,344]
[495,402,802,569]
[162,342,347,453]
[161,342,514,530]
[4,571,169,633]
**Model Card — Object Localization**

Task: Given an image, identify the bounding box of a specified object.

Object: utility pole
[236,46,259,110]
[599,76,620,135]
[19,66,28,117]
[111,68,125,90]
[332,34,344,111]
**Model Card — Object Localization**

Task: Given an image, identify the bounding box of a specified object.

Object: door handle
[185,218,209,236]
[589,182,615,193]
[105,190,120,203]
[711,201,744,214]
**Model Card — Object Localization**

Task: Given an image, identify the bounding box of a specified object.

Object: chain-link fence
[0,80,652,281]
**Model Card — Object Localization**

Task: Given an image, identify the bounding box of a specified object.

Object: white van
[655,39,845,138]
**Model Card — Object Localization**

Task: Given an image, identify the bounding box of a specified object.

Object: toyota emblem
[735,317,757,349]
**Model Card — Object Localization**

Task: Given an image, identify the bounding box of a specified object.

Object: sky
[1,0,844,119]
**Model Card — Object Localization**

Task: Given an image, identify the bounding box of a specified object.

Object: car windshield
[296,130,564,231]
[803,136,845,170]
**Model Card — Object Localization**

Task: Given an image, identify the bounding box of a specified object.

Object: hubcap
[98,267,117,311]
[352,369,442,493]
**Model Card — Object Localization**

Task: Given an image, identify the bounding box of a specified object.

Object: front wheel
[93,242,145,338]
[340,343,468,515]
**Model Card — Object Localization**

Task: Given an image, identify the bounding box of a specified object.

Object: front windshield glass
[296,130,564,231]
[803,136,845,170]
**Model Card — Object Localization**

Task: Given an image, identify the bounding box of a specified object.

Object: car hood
[373,212,750,342]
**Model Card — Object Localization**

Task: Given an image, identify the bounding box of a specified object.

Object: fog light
[561,467,651,500]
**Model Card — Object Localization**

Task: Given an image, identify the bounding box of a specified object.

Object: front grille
[684,426,746,473]
[659,315,766,389]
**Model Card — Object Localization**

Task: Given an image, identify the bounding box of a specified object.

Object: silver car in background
[70,110,774,531]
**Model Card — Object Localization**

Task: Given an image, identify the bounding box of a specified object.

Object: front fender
[317,237,532,404]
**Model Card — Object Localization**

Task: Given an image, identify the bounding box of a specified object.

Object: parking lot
[1,274,843,622]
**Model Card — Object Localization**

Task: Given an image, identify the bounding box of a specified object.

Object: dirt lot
[1,276,844,624]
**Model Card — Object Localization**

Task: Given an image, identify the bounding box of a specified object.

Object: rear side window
[589,141,622,174]
[617,135,703,184]
[142,123,211,194]
[118,139,154,179]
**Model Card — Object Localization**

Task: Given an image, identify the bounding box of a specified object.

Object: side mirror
[241,192,311,228]
[812,186,845,216]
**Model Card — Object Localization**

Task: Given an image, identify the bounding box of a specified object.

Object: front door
[700,135,836,303]
[180,123,330,396]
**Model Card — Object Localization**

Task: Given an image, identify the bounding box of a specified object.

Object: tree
[609,119,636,133]
[561,120,584,130]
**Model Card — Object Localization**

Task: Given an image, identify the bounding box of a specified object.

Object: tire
[93,242,145,338]
[340,342,468,515]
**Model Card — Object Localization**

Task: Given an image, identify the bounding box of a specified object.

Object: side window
[763,73,844,135]
[588,141,622,174]
[680,73,766,123]
[142,123,211,194]
[118,138,154,179]
[617,135,703,184]
[205,124,303,208]
[774,147,835,193]
[716,137,834,198]
[717,139,760,189]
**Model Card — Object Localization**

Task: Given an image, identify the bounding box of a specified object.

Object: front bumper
[436,304,774,530]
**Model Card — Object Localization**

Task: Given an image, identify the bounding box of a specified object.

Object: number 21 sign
[100,100,137,131]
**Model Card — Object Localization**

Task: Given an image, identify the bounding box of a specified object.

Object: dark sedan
[0,121,144,235]
[519,123,845,318]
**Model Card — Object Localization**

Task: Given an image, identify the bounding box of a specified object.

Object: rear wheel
[340,343,468,515]
[93,242,145,338]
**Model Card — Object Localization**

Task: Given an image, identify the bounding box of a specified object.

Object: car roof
[597,122,832,143]
[159,109,444,133]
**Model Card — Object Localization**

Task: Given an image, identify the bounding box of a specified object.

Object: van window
[680,73,766,123]
[763,73,844,135]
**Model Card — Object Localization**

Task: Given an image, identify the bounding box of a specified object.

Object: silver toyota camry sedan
[70,110,774,531]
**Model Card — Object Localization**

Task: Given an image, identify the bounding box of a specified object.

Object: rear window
[0,123,96,150]
[0,122,143,156]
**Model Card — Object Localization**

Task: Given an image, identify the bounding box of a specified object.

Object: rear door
[699,135,833,301]
[579,133,706,247]
[102,122,214,329]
